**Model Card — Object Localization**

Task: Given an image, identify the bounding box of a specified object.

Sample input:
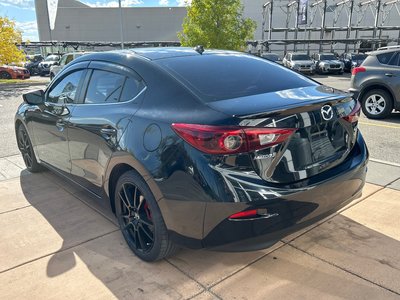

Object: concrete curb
[0,83,48,89]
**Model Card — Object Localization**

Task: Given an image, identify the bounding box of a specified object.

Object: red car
[0,65,30,79]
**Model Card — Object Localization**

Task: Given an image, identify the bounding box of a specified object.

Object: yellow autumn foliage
[0,17,26,65]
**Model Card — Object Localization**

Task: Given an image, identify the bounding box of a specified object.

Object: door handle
[100,127,117,139]
[385,73,395,77]
[56,120,66,131]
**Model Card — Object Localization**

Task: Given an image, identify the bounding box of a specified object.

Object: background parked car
[38,54,61,76]
[349,47,400,119]
[282,52,315,74]
[340,53,367,72]
[312,53,344,74]
[260,53,282,64]
[50,52,93,80]
[24,54,44,76]
[0,65,30,79]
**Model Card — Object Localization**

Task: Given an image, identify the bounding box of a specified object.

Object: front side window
[47,70,84,104]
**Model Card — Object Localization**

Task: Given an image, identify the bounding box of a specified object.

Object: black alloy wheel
[0,71,11,79]
[17,125,43,173]
[115,171,177,261]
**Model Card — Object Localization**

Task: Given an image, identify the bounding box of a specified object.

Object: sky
[0,0,190,41]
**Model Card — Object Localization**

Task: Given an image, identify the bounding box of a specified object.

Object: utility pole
[269,0,274,41]
[119,0,124,49]
[320,0,327,52]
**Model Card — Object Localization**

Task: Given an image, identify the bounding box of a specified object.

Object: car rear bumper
[161,132,368,250]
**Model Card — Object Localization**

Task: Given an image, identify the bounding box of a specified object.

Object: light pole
[119,0,124,49]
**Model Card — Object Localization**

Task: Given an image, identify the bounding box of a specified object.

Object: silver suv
[349,48,400,119]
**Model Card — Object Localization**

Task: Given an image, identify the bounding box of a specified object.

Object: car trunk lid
[207,85,359,184]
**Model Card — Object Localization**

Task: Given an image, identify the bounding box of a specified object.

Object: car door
[67,61,146,195]
[384,51,400,102]
[31,63,88,173]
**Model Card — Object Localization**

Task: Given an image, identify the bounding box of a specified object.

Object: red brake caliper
[144,202,152,220]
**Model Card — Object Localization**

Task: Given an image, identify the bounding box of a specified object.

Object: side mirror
[23,90,44,105]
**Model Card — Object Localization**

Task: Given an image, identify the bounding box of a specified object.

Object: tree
[178,0,256,51]
[0,17,25,65]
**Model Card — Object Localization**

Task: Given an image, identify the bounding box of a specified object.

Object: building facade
[35,0,400,54]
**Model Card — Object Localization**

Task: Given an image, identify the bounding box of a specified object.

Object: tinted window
[65,55,74,64]
[292,54,311,60]
[120,77,145,102]
[377,52,394,64]
[352,54,366,60]
[85,70,125,104]
[59,55,68,66]
[320,54,337,60]
[157,54,317,102]
[388,52,400,66]
[47,70,84,104]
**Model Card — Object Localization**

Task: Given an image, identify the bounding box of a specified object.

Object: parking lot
[0,74,399,299]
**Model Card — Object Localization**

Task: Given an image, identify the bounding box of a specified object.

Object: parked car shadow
[17,170,400,298]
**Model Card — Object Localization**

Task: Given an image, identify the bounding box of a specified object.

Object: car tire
[0,71,11,79]
[16,124,43,173]
[114,170,177,262]
[361,89,393,119]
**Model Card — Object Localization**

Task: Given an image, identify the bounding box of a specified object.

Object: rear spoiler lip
[234,95,353,119]
[205,85,354,119]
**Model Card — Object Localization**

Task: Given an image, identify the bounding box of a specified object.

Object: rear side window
[377,52,394,64]
[388,52,400,66]
[157,54,317,102]
[120,77,145,102]
[84,70,144,104]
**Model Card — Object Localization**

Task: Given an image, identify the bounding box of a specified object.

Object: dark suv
[349,47,400,119]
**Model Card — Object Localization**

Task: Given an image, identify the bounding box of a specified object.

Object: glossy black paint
[15,48,368,251]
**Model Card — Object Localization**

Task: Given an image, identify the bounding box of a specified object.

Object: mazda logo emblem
[321,105,333,121]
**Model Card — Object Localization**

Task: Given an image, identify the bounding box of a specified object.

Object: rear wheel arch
[106,157,163,214]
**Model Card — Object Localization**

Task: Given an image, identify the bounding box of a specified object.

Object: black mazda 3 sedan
[15,47,368,261]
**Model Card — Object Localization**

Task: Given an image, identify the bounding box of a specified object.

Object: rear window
[157,54,317,102]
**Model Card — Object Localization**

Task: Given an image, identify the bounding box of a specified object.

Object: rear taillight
[343,101,361,123]
[171,123,295,155]
[351,66,366,76]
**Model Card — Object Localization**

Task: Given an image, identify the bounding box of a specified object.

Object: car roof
[73,47,247,66]
[118,47,240,60]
